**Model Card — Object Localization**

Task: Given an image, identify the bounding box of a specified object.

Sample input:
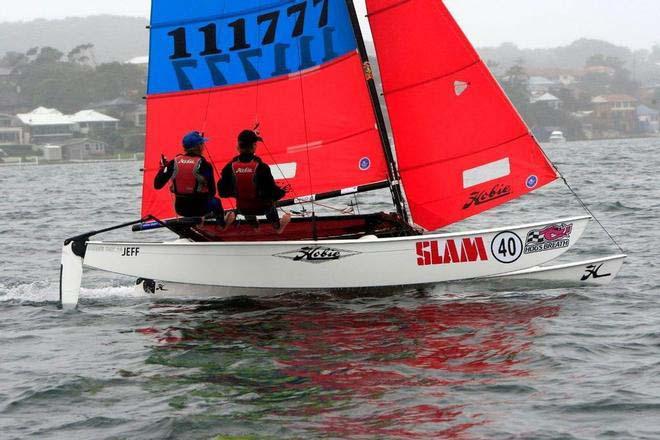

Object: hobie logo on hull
[416,238,488,266]
[275,247,359,263]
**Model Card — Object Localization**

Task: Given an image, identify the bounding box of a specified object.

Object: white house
[16,107,75,145]
[528,76,559,94]
[0,113,24,145]
[70,110,119,134]
[16,107,119,144]
[531,93,562,110]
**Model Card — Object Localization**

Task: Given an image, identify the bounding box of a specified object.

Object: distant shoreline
[0,157,142,167]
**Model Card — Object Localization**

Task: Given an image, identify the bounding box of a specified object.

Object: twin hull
[83,216,591,289]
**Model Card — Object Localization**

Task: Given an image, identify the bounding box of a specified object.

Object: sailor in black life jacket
[218,129,292,233]
[154,131,235,228]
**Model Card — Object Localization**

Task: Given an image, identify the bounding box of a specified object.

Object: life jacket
[232,157,265,213]
[170,154,210,196]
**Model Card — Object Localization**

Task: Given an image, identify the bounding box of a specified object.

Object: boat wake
[0,281,146,306]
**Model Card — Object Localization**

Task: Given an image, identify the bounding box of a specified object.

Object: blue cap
[182,131,208,149]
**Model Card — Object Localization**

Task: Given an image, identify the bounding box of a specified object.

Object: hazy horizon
[1,0,659,50]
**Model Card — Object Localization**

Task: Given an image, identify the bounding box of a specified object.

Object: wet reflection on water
[136,291,562,439]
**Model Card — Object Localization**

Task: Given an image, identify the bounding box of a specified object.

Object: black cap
[238,130,263,145]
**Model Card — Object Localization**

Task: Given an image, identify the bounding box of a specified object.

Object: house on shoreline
[16,107,118,145]
[590,95,638,137]
[0,113,24,145]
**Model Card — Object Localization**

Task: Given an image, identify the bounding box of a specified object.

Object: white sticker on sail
[271,163,297,180]
[463,158,511,189]
[454,81,469,96]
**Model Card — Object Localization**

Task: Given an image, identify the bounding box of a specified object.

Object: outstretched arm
[154,159,175,190]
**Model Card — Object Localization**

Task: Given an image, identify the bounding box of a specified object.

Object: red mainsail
[142,0,390,219]
[366,0,558,231]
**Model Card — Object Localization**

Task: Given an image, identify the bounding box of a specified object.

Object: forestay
[366,0,559,231]
[142,0,390,219]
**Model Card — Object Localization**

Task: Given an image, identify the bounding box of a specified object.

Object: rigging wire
[196,1,235,212]
[561,176,626,254]
[537,137,625,254]
[254,0,263,126]
[293,34,318,238]
[353,193,362,215]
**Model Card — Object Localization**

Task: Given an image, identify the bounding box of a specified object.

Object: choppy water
[1,138,659,439]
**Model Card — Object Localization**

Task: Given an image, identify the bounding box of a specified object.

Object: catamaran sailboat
[60,0,625,308]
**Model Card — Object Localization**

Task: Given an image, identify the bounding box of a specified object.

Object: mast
[344,0,409,223]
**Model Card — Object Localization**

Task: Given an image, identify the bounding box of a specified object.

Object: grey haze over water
[0,138,659,438]
[1,0,660,49]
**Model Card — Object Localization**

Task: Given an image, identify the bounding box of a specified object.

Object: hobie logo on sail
[463,184,512,210]
[416,238,488,266]
[275,247,360,263]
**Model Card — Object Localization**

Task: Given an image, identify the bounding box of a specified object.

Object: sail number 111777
[163,0,341,90]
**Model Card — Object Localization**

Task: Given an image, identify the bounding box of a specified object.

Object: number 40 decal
[491,231,523,264]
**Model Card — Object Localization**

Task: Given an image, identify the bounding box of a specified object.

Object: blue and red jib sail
[142,0,558,231]
[141,0,389,220]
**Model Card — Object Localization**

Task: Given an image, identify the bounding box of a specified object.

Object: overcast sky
[1,0,659,49]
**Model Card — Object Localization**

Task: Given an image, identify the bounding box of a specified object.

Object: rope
[294,35,318,238]
[561,177,626,254]
[259,139,301,202]
[254,0,263,126]
[198,1,228,188]
[353,193,361,215]
[535,133,624,253]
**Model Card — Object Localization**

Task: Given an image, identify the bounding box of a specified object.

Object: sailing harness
[170,155,210,196]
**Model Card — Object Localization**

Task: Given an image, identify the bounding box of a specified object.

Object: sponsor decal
[526,175,539,189]
[524,223,573,254]
[581,264,612,281]
[275,246,360,263]
[121,247,140,257]
[416,237,488,266]
[359,157,371,171]
[491,231,523,264]
[463,184,512,210]
[234,167,254,174]
[363,61,374,81]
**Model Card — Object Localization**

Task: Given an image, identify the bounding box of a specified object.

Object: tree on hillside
[10,46,146,112]
[94,63,146,99]
[501,60,534,125]
[34,47,64,64]
[586,54,623,68]
[68,44,97,67]
[585,54,638,95]
[0,52,29,70]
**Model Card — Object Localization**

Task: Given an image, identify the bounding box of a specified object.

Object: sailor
[218,129,291,233]
[154,131,235,228]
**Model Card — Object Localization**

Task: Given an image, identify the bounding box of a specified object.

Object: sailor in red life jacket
[154,131,235,228]
[218,129,291,233]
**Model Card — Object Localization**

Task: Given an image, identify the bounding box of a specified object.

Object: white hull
[135,255,626,300]
[490,254,627,286]
[56,216,592,308]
